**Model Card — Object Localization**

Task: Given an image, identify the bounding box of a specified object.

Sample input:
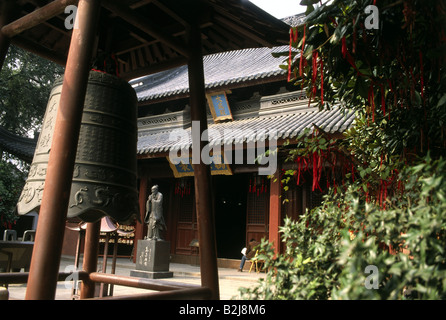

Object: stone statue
[144,185,166,240]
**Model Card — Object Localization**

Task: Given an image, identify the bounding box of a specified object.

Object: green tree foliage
[0,160,27,228]
[0,46,63,226]
[0,46,64,135]
[240,156,446,300]
[240,0,446,299]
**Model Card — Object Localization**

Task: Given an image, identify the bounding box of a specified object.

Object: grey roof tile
[131,46,290,102]
[137,107,355,156]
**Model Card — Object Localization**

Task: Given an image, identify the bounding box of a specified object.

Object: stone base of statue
[130,239,173,279]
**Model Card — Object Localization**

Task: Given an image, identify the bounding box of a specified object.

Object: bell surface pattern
[17,71,139,224]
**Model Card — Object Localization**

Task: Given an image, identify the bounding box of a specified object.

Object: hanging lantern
[17,71,139,224]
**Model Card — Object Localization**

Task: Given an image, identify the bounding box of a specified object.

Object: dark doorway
[213,174,248,259]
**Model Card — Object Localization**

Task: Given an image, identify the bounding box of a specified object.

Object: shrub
[239,155,446,300]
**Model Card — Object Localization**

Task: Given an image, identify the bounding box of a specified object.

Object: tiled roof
[0,126,36,162]
[137,106,355,156]
[0,102,356,161]
[131,45,290,103]
[130,14,306,103]
[281,14,307,27]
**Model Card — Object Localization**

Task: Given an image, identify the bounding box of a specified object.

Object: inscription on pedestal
[131,239,173,279]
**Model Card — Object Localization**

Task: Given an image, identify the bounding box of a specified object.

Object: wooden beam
[1,0,78,38]
[214,15,272,48]
[130,0,154,9]
[120,56,187,81]
[102,0,190,58]
[11,35,67,65]
[115,21,212,56]
[151,0,190,28]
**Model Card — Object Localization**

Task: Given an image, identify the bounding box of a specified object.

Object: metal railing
[0,271,212,300]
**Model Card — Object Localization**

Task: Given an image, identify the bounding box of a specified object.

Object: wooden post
[72,228,84,298]
[0,0,14,70]
[25,0,101,300]
[108,232,119,296]
[187,21,220,300]
[80,221,101,299]
[269,169,282,254]
[133,175,148,263]
[100,232,110,297]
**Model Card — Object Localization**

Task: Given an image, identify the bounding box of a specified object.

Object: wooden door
[173,190,197,255]
[246,191,269,243]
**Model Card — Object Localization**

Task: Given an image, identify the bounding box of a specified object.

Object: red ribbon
[299,24,306,76]
[368,84,375,122]
[288,28,298,82]
[320,57,324,105]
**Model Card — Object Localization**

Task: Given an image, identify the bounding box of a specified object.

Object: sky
[249,0,307,19]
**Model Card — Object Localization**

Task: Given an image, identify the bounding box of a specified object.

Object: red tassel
[341,37,347,59]
[288,28,298,82]
[320,57,324,105]
[312,51,319,84]
[368,84,375,122]
[299,24,306,76]
[297,157,302,185]
[311,51,319,99]
[366,182,370,203]
[351,163,355,182]
[313,154,317,192]
[380,84,386,116]
[312,152,322,192]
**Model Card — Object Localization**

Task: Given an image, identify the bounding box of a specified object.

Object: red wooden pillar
[268,169,282,254]
[80,221,101,299]
[187,21,220,300]
[25,0,101,300]
[133,175,148,263]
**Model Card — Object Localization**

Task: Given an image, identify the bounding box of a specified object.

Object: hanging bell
[17,71,139,224]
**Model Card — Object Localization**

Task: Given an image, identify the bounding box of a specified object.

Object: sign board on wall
[167,155,232,178]
[206,92,233,122]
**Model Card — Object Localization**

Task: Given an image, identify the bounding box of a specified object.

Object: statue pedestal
[130,239,173,279]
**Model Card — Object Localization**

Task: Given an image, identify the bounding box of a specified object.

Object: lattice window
[177,193,195,223]
[247,192,269,225]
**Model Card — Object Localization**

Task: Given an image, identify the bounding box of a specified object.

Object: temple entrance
[214,174,248,259]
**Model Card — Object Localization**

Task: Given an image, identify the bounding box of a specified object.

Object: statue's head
[151,185,159,194]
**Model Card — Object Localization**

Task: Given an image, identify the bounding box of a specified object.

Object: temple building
[0,13,355,267]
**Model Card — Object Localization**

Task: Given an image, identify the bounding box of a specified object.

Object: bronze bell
[17,71,139,224]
